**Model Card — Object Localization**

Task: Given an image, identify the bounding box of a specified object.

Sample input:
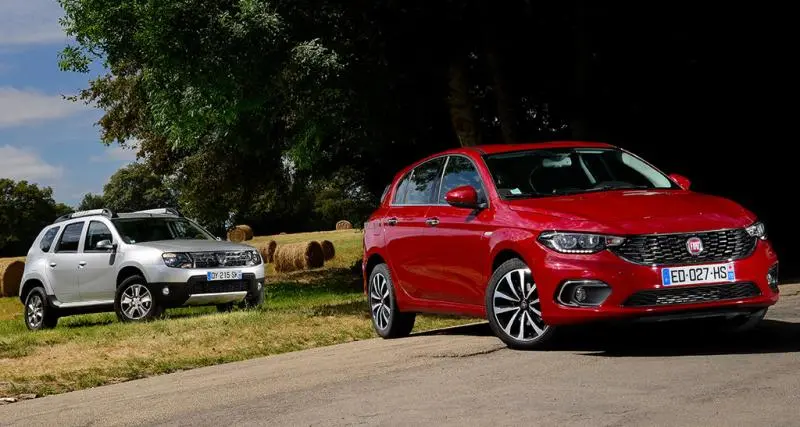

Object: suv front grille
[191,251,248,268]
[611,228,756,266]
[187,274,254,295]
[623,282,761,307]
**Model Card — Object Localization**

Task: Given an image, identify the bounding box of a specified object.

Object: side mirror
[445,185,485,209]
[668,173,691,190]
[96,240,115,251]
[216,236,222,241]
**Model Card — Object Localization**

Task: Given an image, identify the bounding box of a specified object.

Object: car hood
[131,240,256,252]
[506,190,756,234]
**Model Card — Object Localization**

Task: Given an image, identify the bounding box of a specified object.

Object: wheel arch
[363,252,387,292]
[19,278,45,303]
[116,265,147,287]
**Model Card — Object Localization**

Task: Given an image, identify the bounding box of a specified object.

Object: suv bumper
[150,271,265,308]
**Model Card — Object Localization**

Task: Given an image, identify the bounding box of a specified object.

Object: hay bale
[335,220,352,230]
[252,240,277,264]
[273,241,324,273]
[0,259,25,298]
[266,240,277,263]
[321,240,335,261]
[227,227,247,242]
[235,224,253,240]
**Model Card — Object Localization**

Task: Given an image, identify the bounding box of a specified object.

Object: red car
[362,141,779,349]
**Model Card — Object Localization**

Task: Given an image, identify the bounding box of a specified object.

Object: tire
[23,287,58,331]
[239,287,265,310]
[216,302,235,313]
[114,275,162,322]
[368,263,415,338]
[486,258,556,350]
[724,308,768,333]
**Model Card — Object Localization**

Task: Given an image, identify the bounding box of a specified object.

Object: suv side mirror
[96,240,115,251]
[216,236,222,241]
[445,185,485,209]
[668,173,691,190]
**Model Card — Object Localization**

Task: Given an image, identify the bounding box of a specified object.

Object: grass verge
[0,230,474,397]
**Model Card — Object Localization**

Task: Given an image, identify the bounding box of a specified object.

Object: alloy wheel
[492,268,548,341]
[26,294,44,329]
[120,284,153,320]
[370,272,391,330]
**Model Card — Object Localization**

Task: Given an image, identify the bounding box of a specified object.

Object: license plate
[661,263,735,286]
[207,270,242,281]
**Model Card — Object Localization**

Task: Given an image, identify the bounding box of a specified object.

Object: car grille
[623,282,761,307]
[191,251,249,268]
[611,228,756,266]
[187,275,253,295]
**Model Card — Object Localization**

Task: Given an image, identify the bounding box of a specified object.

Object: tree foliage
[101,163,177,213]
[0,179,71,257]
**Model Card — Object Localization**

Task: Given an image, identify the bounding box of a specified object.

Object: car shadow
[419,319,800,357]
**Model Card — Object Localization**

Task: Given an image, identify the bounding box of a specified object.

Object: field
[0,230,473,398]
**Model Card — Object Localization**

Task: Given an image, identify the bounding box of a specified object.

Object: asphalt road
[3,285,800,427]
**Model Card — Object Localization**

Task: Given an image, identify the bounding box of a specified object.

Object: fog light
[574,286,587,303]
[162,287,170,296]
[257,281,263,291]
[767,264,779,292]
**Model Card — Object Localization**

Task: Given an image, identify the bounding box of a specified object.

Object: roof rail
[133,208,181,216]
[55,208,115,223]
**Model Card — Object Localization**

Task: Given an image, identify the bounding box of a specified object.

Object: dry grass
[0,228,473,398]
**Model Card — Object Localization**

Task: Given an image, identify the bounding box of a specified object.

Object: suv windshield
[484,148,676,198]
[111,217,215,244]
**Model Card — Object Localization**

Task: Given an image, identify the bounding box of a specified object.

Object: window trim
[54,220,86,254]
[435,154,490,207]
[389,156,447,207]
[83,220,115,253]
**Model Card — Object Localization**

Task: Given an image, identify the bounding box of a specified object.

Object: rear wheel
[115,276,162,322]
[486,258,555,350]
[368,264,415,338]
[24,287,58,331]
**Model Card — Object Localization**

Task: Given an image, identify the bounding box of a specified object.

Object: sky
[0,0,137,206]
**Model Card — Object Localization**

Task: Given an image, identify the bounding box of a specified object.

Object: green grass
[0,229,474,398]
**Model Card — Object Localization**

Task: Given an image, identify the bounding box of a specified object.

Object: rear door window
[404,158,445,205]
[55,222,85,253]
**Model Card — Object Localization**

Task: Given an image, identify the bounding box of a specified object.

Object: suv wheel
[115,276,162,322]
[238,288,265,310]
[486,258,556,350]
[24,287,58,331]
[368,263,415,338]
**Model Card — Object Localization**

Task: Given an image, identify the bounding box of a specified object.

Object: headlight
[746,221,767,240]
[244,250,262,266]
[162,252,193,268]
[538,231,626,254]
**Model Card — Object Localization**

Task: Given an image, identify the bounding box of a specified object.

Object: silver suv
[19,208,265,330]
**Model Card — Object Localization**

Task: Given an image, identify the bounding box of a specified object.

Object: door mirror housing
[668,173,691,190]
[96,240,115,251]
[444,185,485,209]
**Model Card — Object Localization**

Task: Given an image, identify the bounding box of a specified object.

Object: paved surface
[2,285,800,427]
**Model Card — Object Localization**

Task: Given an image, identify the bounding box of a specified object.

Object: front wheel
[115,276,162,322]
[486,258,556,350]
[724,308,768,333]
[368,263,415,338]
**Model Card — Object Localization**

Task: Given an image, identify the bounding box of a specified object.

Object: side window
[85,221,113,252]
[55,222,85,253]
[39,226,61,253]
[404,158,445,205]
[392,173,412,204]
[438,156,485,203]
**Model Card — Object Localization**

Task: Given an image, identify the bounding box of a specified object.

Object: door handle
[49,262,57,268]
[78,261,87,268]
[425,217,440,227]
[386,217,398,226]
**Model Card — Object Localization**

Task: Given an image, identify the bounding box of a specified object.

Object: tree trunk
[485,47,516,144]
[570,2,591,140]
[447,60,481,147]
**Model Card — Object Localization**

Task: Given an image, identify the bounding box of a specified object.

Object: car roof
[468,141,615,155]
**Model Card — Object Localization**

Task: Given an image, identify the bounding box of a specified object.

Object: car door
[78,220,119,302]
[423,155,495,306]
[383,157,445,300]
[46,221,85,303]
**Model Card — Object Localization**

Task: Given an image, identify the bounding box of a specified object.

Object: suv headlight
[538,231,626,254]
[746,221,767,240]
[162,252,193,268]
[243,250,262,266]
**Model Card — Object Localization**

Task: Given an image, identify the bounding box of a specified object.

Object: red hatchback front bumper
[528,240,780,326]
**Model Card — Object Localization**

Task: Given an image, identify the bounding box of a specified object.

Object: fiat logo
[686,237,704,256]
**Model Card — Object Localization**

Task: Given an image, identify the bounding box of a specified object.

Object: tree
[76,193,106,211]
[0,179,71,257]
[102,163,176,213]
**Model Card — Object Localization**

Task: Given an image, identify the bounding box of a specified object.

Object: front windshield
[111,217,215,244]
[484,148,676,198]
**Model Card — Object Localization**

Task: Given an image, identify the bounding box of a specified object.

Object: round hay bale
[227,227,247,243]
[235,224,253,240]
[267,240,277,263]
[0,259,25,298]
[321,240,335,261]
[273,241,325,273]
[336,220,352,230]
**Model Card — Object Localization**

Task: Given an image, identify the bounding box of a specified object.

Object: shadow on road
[418,319,800,357]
